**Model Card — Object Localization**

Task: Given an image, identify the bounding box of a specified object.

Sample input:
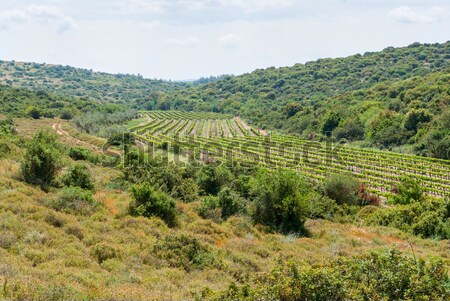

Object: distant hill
[0,61,189,104]
[159,41,449,158]
[1,42,449,157]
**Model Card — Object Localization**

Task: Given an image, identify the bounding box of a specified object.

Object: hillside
[0,61,189,104]
[0,42,449,301]
[159,42,450,157]
[0,117,448,301]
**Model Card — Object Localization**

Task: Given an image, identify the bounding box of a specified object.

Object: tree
[285,102,302,118]
[25,105,41,119]
[391,177,425,205]
[334,118,365,141]
[249,169,309,234]
[195,164,233,195]
[323,174,359,205]
[321,111,341,135]
[21,130,61,188]
[404,108,432,132]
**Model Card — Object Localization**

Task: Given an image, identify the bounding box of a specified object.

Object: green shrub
[68,146,91,161]
[198,188,246,222]
[60,108,74,120]
[391,177,425,205]
[197,195,221,222]
[200,249,449,301]
[21,130,62,188]
[49,186,99,216]
[61,164,94,190]
[129,183,177,227]
[171,177,199,203]
[323,174,359,205]
[364,198,449,239]
[196,163,233,195]
[25,105,41,119]
[250,169,309,234]
[153,234,214,272]
[306,193,337,219]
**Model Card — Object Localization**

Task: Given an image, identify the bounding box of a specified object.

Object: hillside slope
[157,42,449,157]
[0,61,188,104]
[0,118,448,301]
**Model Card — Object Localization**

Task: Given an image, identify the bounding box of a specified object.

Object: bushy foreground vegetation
[198,248,449,301]
[0,116,448,300]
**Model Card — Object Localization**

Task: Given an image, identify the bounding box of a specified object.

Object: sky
[0,0,449,80]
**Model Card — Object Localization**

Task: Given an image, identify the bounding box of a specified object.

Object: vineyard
[130,111,450,198]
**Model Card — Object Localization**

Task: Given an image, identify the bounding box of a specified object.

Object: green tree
[21,130,61,188]
[25,105,42,119]
[321,111,341,135]
[391,177,425,205]
[285,102,302,117]
[249,169,309,234]
[195,164,233,195]
[404,108,432,131]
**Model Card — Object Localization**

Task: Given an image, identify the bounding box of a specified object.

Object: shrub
[323,174,359,205]
[25,105,41,119]
[198,188,246,222]
[68,146,91,161]
[129,183,177,227]
[171,177,199,203]
[217,187,246,219]
[107,132,134,146]
[60,108,74,120]
[61,164,94,190]
[364,198,449,239]
[197,195,222,222]
[90,243,119,264]
[153,234,214,272]
[196,163,233,195]
[21,130,61,188]
[250,169,309,234]
[201,249,449,301]
[0,231,17,249]
[44,212,65,228]
[49,186,99,216]
[306,193,337,219]
[391,177,425,205]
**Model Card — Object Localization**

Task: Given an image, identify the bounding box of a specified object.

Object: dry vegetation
[0,118,448,300]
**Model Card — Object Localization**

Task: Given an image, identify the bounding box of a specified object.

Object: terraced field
[131,111,450,198]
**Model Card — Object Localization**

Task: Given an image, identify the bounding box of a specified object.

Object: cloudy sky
[0,0,449,80]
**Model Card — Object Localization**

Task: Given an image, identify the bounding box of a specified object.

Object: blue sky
[0,0,449,80]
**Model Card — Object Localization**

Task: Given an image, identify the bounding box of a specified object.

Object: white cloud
[389,6,446,24]
[219,33,242,48]
[0,5,76,32]
[223,0,294,12]
[164,35,200,46]
[120,0,166,14]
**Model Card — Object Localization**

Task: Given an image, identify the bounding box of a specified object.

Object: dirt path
[52,122,123,157]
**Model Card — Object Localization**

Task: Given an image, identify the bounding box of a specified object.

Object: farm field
[131,111,450,198]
